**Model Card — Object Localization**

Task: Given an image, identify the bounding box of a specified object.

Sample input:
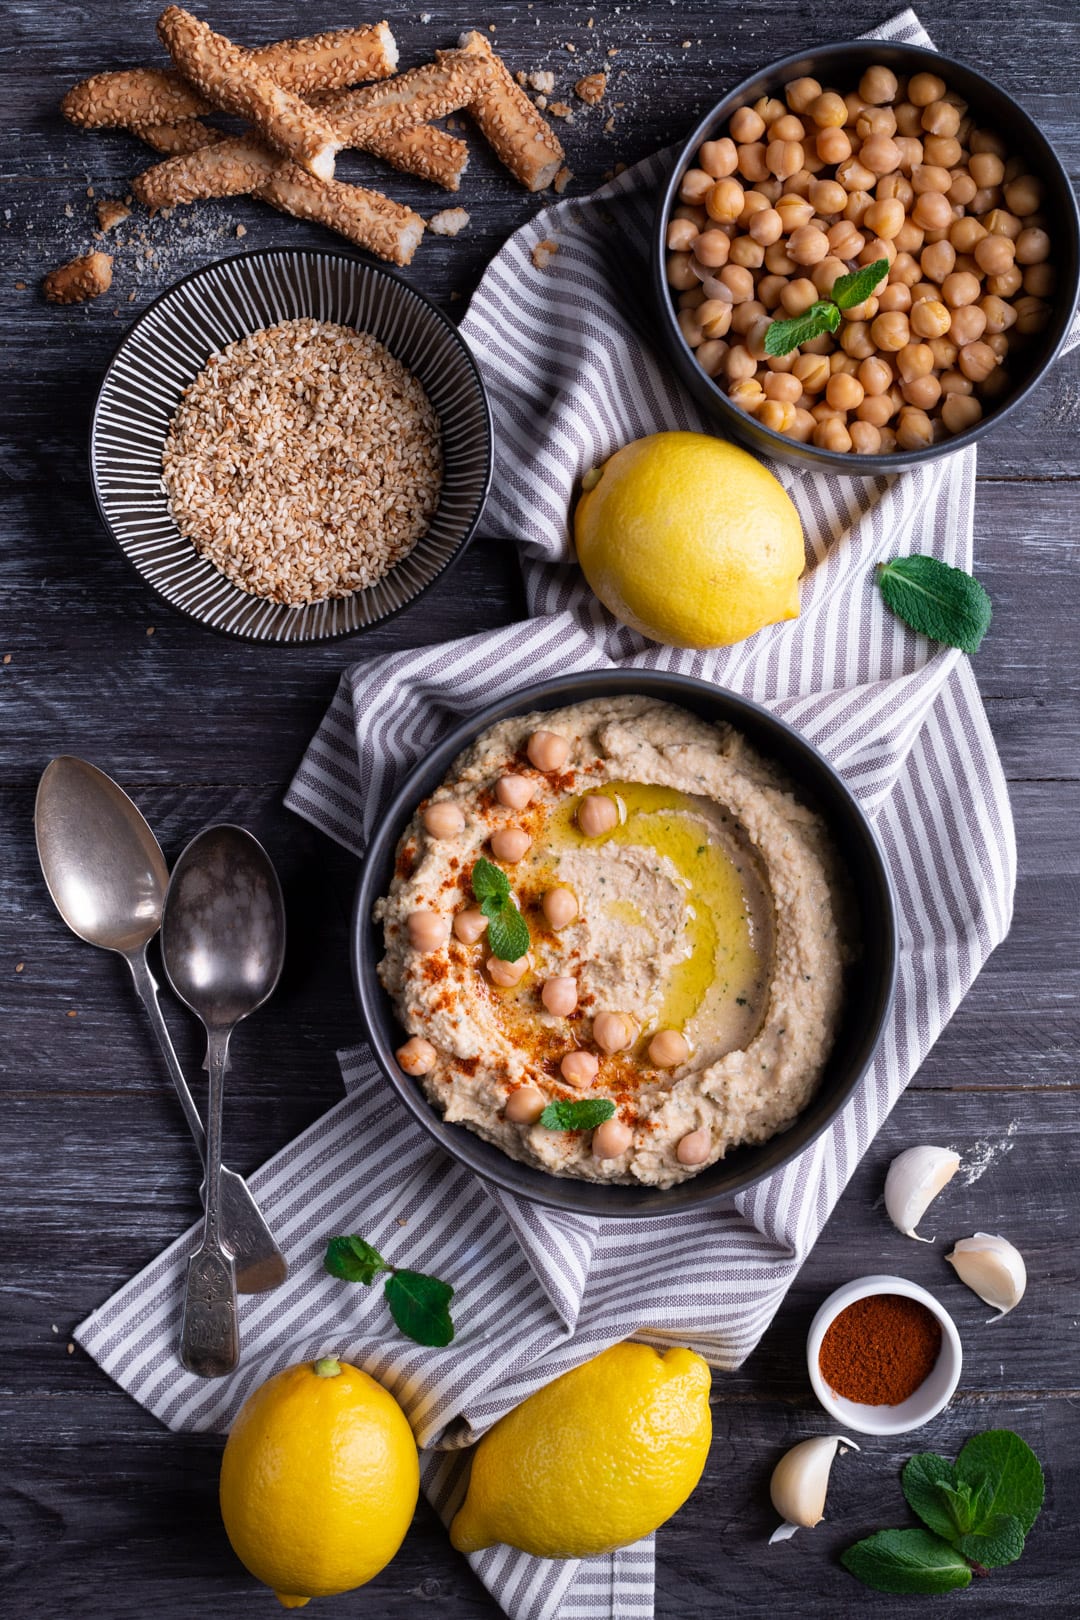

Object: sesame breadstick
[156,6,341,182]
[136,118,223,155]
[62,23,397,131]
[43,250,113,304]
[452,31,563,191]
[327,49,492,142]
[132,134,279,208]
[256,166,425,266]
[361,126,469,191]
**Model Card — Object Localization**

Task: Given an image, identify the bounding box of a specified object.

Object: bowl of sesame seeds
[90,247,492,642]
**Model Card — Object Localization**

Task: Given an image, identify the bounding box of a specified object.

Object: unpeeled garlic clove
[946,1232,1026,1320]
[884,1144,961,1241]
[768,1434,859,1544]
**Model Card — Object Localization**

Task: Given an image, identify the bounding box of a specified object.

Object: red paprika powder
[818,1293,942,1406]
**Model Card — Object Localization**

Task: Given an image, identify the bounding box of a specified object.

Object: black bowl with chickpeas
[653,41,1079,469]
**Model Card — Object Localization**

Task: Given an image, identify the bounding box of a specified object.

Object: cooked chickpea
[772,113,807,142]
[893,137,924,174]
[813,416,853,452]
[836,156,876,192]
[986,263,1023,298]
[757,273,788,309]
[1014,295,1050,334]
[859,64,899,106]
[527,730,570,772]
[758,399,798,434]
[894,101,923,136]
[809,255,846,295]
[665,252,698,291]
[577,793,619,838]
[924,134,962,169]
[909,72,946,107]
[666,216,700,252]
[490,826,532,863]
[902,372,942,411]
[895,405,934,449]
[792,351,830,393]
[843,187,873,224]
[986,331,1010,361]
[699,299,733,339]
[877,426,899,452]
[593,1011,634,1053]
[857,391,897,426]
[787,407,817,442]
[947,171,978,207]
[816,126,852,165]
[541,975,578,1017]
[983,207,1022,241]
[648,1029,691,1068]
[921,99,960,138]
[877,282,912,313]
[969,150,1005,189]
[720,264,755,302]
[859,134,902,176]
[730,104,766,143]
[910,296,951,338]
[724,344,757,381]
[737,141,770,182]
[1015,227,1050,265]
[857,355,893,395]
[893,219,926,254]
[763,370,803,403]
[677,309,704,348]
[839,320,876,360]
[693,228,732,269]
[678,168,713,205]
[1023,263,1056,298]
[407,911,448,953]
[941,392,983,434]
[784,76,822,113]
[897,341,934,382]
[947,304,988,346]
[939,367,971,396]
[973,233,1014,277]
[863,197,906,240]
[810,177,848,215]
[699,137,739,178]
[912,190,953,231]
[560,1049,598,1088]
[826,371,865,411]
[1003,174,1043,216]
[676,1126,713,1167]
[849,419,883,454]
[979,294,1016,335]
[912,163,953,195]
[729,235,765,269]
[920,239,956,284]
[788,225,830,265]
[958,340,998,382]
[542,886,578,930]
[942,270,981,308]
[730,298,767,335]
[453,907,488,945]
[889,251,922,286]
[970,184,1002,215]
[696,339,729,376]
[776,194,814,232]
[950,216,987,254]
[756,95,788,126]
[423,799,465,838]
[729,378,766,413]
[749,206,784,245]
[810,90,847,127]
[827,219,865,259]
[592,1118,634,1160]
[397,1036,437,1076]
[504,1085,546,1124]
[705,177,744,224]
[871,310,911,351]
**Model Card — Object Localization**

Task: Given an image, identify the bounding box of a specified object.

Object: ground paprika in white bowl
[807,1274,962,1436]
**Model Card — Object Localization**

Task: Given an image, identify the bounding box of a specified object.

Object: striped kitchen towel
[79,10,1073,1617]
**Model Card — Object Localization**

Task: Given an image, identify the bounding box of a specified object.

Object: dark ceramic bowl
[653,40,1080,472]
[90,248,492,643]
[352,670,898,1218]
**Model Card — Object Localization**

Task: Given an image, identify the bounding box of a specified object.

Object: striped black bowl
[89,248,493,643]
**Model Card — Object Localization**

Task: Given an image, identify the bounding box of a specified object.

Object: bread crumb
[527,70,555,93]
[531,239,558,269]
[428,207,470,238]
[235,223,247,237]
[548,101,574,122]
[15,963,24,973]
[575,72,606,105]
[565,41,576,52]
[553,166,573,194]
[14,281,25,290]
[534,94,548,110]
[604,116,616,134]
[43,250,113,305]
[67,1009,77,1017]
[96,198,131,233]
[86,185,95,198]
[146,625,155,636]
[2,653,10,664]
[608,47,620,57]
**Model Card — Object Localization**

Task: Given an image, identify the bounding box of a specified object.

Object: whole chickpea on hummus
[375,696,854,1187]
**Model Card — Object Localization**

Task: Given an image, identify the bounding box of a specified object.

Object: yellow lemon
[449,1341,712,1559]
[219,1357,419,1608]
[574,430,804,647]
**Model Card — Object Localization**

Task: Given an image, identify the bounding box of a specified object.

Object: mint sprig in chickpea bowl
[652,40,1079,470]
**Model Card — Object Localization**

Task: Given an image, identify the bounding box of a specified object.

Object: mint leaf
[902,1452,960,1539]
[955,1430,1044,1536]
[324,1235,389,1286]
[539,1097,616,1131]
[385,1269,455,1347]
[842,1529,973,1595]
[763,300,840,357]
[832,257,890,310]
[936,1478,979,1537]
[957,1513,1026,1569]
[472,856,510,907]
[487,904,530,962]
[878,555,993,654]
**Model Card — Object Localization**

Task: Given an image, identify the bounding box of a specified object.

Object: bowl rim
[87,245,494,646]
[351,667,899,1219]
[806,1272,963,1434]
[653,37,1080,474]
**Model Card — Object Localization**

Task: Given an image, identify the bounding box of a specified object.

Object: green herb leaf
[487,904,530,962]
[955,1430,1045,1537]
[324,1235,389,1286]
[936,1478,979,1537]
[472,856,510,907]
[385,1269,455,1347]
[878,554,993,654]
[841,1529,974,1595]
[539,1098,617,1131]
[957,1513,1027,1569]
[832,257,890,310]
[902,1452,960,1540]
[763,300,840,357]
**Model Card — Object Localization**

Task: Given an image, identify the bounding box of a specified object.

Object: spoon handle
[180,1025,239,1378]
[126,947,288,1296]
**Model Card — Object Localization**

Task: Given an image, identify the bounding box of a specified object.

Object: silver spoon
[34,758,287,1296]
[161,824,286,1379]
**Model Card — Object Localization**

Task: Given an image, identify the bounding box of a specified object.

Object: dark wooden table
[3,2,1078,1614]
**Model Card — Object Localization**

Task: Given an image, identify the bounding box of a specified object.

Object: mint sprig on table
[878,555,993,654]
[539,1097,616,1131]
[764,258,890,357]
[472,855,530,961]
[842,1430,1044,1595]
[324,1235,455,1347]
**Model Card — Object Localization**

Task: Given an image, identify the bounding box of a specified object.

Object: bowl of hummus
[353,671,897,1217]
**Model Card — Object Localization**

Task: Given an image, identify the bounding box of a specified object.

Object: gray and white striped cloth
[79,10,1067,1616]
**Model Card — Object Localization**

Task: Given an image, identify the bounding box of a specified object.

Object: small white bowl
[807,1274,962,1436]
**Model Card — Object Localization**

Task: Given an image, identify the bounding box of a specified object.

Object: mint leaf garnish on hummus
[539,1098,616,1131]
[472,856,530,960]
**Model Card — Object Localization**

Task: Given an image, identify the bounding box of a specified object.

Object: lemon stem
[313,1357,341,1378]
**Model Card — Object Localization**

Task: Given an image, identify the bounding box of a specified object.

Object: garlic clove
[946,1232,1026,1320]
[768,1434,859,1543]
[884,1144,961,1242]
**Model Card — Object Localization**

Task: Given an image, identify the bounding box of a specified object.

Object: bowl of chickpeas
[654,41,1079,468]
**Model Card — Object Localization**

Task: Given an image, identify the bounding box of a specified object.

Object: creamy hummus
[375,696,850,1187]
